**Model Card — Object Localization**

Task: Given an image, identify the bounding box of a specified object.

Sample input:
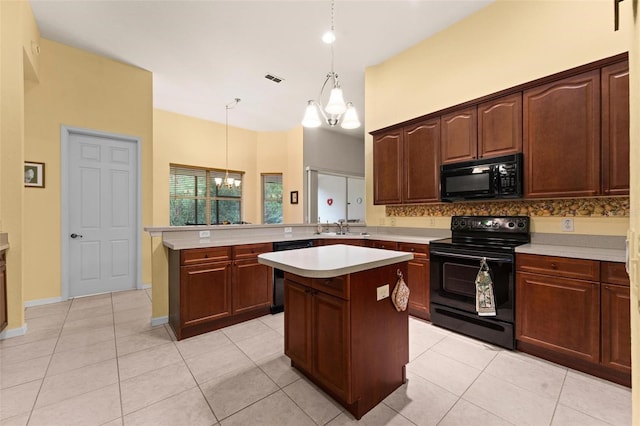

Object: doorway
[61,126,142,299]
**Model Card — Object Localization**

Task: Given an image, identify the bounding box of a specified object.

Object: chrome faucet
[335,219,347,235]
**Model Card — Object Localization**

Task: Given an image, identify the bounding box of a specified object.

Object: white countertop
[163,233,442,250]
[258,244,414,278]
[516,243,626,263]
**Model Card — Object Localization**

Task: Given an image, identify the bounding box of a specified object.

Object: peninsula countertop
[257,244,414,278]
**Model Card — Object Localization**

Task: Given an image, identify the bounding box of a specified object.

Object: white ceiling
[29,0,493,136]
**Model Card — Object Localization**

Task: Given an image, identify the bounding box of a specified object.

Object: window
[170,165,243,225]
[262,173,283,224]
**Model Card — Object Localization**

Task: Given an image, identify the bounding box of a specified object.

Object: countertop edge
[515,243,626,263]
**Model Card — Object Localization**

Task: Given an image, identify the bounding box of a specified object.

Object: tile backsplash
[386,197,629,218]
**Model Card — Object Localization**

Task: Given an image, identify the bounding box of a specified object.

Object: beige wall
[365,0,632,236]
[22,39,153,303]
[0,0,40,331]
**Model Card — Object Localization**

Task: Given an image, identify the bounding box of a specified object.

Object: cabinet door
[406,257,430,320]
[0,254,6,332]
[373,129,403,205]
[516,272,600,363]
[180,261,232,327]
[232,258,272,314]
[441,107,477,164]
[367,240,398,250]
[284,279,312,371]
[601,61,630,195]
[478,93,522,158]
[601,284,631,374]
[403,119,440,203]
[523,70,600,198]
[312,291,351,403]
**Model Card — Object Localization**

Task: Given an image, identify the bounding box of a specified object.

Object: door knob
[70,233,83,239]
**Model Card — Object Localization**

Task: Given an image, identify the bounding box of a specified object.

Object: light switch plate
[376,284,390,301]
[199,230,211,238]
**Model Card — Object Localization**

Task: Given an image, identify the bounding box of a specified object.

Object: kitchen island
[258,244,413,420]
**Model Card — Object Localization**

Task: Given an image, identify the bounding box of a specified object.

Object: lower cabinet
[0,251,7,332]
[398,242,430,321]
[284,277,351,402]
[284,264,408,419]
[516,254,631,386]
[169,243,273,340]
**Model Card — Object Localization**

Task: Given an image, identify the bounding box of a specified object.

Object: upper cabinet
[523,70,601,198]
[404,119,440,203]
[373,119,440,205]
[371,54,629,205]
[478,93,523,159]
[441,107,477,164]
[601,61,630,196]
[373,129,403,205]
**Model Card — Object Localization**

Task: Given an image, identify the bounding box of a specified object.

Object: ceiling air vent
[264,73,284,83]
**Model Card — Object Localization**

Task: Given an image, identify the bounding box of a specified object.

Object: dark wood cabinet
[478,93,523,158]
[373,119,440,205]
[366,240,398,251]
[516,254,631,387]
[600,261,631,375]
[0,251,6,332]
[523,70,601,198]
[601,61,630,195]
[403,119,440,203]
[180,260,232,327]
[320,239,365,247]
[169,243,273,340]
[398,243,430,320]
[441,107,477,164]
[232,243,273,314]
[284,262,408,419]
[373,129,403,205]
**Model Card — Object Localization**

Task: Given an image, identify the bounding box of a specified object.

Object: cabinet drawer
[181,246,231,265]
[368,240,398,250]
[516,254,599,281]
[397,243,428,259]
[601,262,629,286]
[232,242,272,259]
[313,276,350,300]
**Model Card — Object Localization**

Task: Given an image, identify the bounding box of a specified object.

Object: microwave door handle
[430,250,513,263]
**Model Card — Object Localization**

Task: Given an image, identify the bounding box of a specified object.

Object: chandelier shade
[302,0,360,130]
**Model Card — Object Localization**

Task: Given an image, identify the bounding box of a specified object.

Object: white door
[67,131,138,297]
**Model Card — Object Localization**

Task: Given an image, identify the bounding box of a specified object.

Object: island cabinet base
[284,262,409,420]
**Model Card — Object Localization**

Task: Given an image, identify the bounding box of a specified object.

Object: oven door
[430,246,514,323]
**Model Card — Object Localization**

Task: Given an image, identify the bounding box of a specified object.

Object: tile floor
[0,289,632,426]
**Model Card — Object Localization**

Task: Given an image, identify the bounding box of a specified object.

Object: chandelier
[301,0,360,130]
[215,98,241,188]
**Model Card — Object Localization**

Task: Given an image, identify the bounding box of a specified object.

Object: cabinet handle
[550,263,557,269]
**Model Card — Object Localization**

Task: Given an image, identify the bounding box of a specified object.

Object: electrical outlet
[199,230,210,238]
[284,227,292,233]
[390,217,396,227]
[376,284,389,301]
[428,217,436,226]
[561,218,574,232]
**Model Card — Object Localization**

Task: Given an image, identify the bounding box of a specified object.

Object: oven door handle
[430,250,513,263]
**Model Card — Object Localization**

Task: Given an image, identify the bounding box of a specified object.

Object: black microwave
[440,153,523,202]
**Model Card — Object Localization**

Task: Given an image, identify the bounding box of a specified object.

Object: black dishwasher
[271,239,314,313]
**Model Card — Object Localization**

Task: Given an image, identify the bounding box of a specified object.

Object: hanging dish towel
[475,258,497,317]
[392,269,410,312]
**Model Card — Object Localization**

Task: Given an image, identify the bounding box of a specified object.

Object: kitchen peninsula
[258,244,413,420]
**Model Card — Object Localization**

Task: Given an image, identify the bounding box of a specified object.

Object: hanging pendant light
[302,0,360,130]
[217,98,241,189]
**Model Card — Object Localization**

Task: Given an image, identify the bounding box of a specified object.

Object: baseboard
[138,282,152,290]
[24,296,64,308]
[0,324,28,340]
[150,316,168,326]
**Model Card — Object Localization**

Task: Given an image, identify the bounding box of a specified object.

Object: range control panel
[451,216,530,233]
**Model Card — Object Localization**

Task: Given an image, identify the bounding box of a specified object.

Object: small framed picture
[290,191,299,204]
[24,161,45,188]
